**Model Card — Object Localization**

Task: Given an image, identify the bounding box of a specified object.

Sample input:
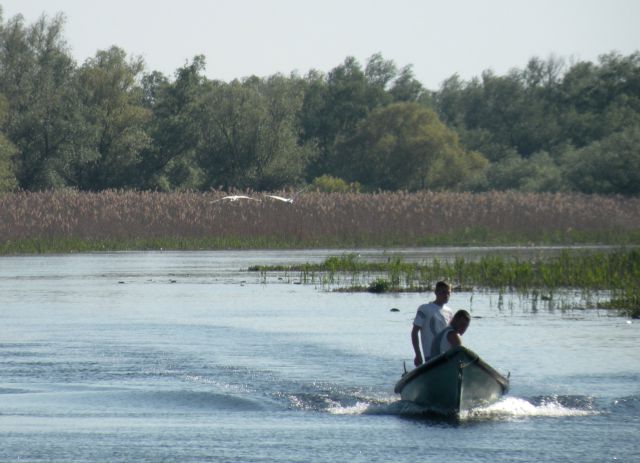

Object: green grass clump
[368,278,393,293]
[251,249,640,290]
[598,286,640,318]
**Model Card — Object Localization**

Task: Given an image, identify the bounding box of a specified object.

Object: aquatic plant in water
[250,249,640,317]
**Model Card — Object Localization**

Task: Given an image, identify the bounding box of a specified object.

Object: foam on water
[463,396,598,420]
[325,395,599,420]
[327,396,397,415]
[327,401,371,415]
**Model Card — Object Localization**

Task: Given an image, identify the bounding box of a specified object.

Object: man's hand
[413,355,423,367]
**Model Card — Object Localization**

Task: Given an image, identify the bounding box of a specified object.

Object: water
[0,250,638,462]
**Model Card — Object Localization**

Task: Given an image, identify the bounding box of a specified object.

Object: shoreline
[2,232,639,256]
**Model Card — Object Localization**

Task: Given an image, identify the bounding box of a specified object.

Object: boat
[394,346,509,416]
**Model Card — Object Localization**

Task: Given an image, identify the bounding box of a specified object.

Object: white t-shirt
[430,326,456,358]
[413,302,453,360]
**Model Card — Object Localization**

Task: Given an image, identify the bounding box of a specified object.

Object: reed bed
[1,190,640,253]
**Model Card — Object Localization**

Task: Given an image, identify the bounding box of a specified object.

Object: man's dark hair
[435,281,451,292]
[453,309,471,321]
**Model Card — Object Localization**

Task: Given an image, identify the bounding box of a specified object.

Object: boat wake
[322,394,600,421]
[461,395,598,420]
[326,397,397,415]
[276,384,396,414]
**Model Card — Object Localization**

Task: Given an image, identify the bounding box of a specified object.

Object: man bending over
[430,309,471,358]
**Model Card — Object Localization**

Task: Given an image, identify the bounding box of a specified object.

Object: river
[0,250,638,462]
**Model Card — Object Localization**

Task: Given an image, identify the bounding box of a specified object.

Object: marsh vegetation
[1,190,639,254]
[249,249,640,318]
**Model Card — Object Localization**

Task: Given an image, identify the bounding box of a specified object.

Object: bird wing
[212,195,259,202]
[266,195,293,202]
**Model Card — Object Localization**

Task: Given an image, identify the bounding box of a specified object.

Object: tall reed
[1,190,639,252]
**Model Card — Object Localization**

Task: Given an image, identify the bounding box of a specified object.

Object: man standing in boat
[411,281,453,366]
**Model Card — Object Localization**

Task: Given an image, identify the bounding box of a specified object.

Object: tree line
[0,10,639,195]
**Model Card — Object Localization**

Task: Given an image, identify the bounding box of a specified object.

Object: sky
[2,0,639,89]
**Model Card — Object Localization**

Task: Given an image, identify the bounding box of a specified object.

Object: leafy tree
[75,46,151,190]
[140,56,206,190]
[559,52,640,148]
[337,102,487,191]
[0,134,17,191]
[140,70,169,109]
[197,74,311,190]
[434,53,640,195]
[253,74,312,189]
[0,12,82,189]
[437,58,567,159]
[301,54,404,180]
[310,174,361,193]
[365,53,397,88]
[468,151,564,192]
[435,74,516,162]
[302,56,369,178]
[0,94,17,191]
[389,65,424,102]
[562,126,640,195]
[465,70,529,156]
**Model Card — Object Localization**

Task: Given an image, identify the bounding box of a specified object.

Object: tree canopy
[0,10,639,195]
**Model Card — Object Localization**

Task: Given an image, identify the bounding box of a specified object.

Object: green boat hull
[394,346,509,416]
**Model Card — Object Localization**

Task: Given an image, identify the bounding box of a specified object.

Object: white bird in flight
[211,195,260,203]
[263,187,308,204]
[264,195,294,204]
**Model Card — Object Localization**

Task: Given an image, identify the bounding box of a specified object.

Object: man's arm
[411,325,423,366]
